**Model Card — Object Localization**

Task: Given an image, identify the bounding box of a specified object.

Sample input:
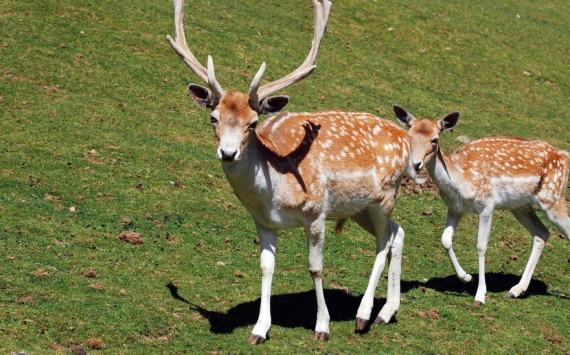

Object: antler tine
[251,0,332,103]
[299,0,331,71]
[167,0,224,100]
[248,62,267,109]
[207,55,224,99]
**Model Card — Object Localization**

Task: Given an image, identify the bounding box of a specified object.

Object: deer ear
[439,111,460,131]
[188,84,215,109]
[259,96,289,115]
[393,104,415,127]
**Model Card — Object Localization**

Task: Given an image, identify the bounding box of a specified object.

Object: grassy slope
[1,0,569,353]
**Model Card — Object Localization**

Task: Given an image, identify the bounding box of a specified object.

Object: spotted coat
[446,136,569,212]
[394,105,570,307]
[251,111,410,222]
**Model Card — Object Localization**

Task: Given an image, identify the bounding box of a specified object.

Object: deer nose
[413,161,424,171]
[219,148,238,162]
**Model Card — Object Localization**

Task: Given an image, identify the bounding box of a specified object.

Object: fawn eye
[210,115,218,125]
[248,121,258,130]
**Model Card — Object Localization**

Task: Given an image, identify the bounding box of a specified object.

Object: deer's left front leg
[353,208,391,331]
[249,222,277,345]
[352,208,404,331]
[442,210,472,283]
[374,219,405,325]
[474,210,493,306]
[305,218,330,341]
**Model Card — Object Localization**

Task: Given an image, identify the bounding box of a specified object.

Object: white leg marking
[250,223,277,342]
[354,208,390,324]
[305,218,330,337]
[508,209,549,298]
[474,210,493,305]
[376,220,405,324]
[441,211,472,283]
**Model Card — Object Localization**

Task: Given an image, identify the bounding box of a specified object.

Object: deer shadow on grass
[167,283,390,335]
[167,273,557,336]
[417,272,551,299]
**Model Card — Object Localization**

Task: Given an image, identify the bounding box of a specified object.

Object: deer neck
[426,148,459,194]
[222,133,263,182]
[220,134,275,208]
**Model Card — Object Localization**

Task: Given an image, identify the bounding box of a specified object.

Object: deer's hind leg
[507,208,550,298]
[540,198,570,241]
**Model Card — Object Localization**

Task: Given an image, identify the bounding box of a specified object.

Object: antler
[249,0,332,105]
[166,0,224,101]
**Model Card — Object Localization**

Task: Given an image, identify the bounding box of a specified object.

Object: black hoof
[248,334,266,345]
[506,292,516,299]
[355,318,369,333]
[311,331,329,341]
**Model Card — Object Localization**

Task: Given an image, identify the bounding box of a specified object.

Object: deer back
[448,137,570,207]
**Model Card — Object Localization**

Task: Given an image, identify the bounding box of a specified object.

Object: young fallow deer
[168,0,412,344]
[394,104,570,306]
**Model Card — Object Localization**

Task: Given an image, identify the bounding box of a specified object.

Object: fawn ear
[393,104,415,127]
[439,111,460,131]
[188,84,216,109]
[258,96,290,115]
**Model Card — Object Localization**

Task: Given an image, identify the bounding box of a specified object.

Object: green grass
[1,0,570,353]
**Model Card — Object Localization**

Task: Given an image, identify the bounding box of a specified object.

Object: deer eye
[431,138,439,145]
[248,121,258,130]
[210,115,218,125]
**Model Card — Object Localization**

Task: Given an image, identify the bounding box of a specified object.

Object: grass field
[1,0,570,353]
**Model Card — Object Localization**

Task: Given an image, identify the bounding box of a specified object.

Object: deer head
[167,0,331,162]
[393,104,460,174]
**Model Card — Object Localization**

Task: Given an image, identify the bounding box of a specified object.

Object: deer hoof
[373,316,388,325]
[506,292,516,299]
[248,334,266,345]
[355,318,369,333]
[311,331,329,341]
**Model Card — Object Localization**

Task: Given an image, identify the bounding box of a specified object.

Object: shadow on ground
[167,272,553,335]
[419,272,549,298]
[167,283,383,334]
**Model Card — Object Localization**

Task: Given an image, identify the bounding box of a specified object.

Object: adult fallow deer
[167,0,412,344]
[394,104,570,306]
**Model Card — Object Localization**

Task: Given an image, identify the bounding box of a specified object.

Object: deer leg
[374,219,405,325]
[351,206,403,330]
[541,199,570,240]
[508,209,549,298]
[248,223,277,345]
[305,218,330,341]
[441,210,471,283]
[350,208,391,332]
[474,209,493,306]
